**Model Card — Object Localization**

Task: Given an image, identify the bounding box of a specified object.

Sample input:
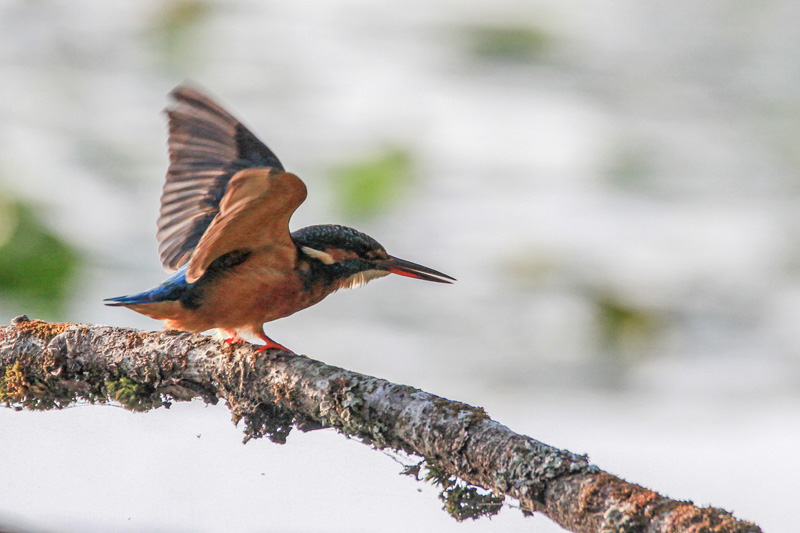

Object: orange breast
[150,248,334,336]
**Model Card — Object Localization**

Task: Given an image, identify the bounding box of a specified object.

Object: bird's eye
[300,246,336,265]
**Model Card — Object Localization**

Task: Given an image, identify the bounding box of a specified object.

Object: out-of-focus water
[0,1,798,531]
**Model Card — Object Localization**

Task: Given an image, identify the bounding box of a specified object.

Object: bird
[105,84,454,353]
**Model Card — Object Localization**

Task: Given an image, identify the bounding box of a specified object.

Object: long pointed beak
[376,256,456,284]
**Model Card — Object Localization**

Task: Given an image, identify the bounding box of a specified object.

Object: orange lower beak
[377,256,456,284]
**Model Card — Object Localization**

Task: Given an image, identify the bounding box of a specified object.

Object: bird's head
[291,224,455,290]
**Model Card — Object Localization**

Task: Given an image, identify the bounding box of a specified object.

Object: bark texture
[0,317,761,533]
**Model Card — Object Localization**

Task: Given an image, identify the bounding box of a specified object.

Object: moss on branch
[0,316,762,533]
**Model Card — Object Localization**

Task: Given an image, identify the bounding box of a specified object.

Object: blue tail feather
[104,265,190,306]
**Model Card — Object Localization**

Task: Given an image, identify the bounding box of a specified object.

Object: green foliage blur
[332,148,414,219]
[595,293,660,362]
[0,198,78,318]
[152,0,211,67]
[466,24,554,62]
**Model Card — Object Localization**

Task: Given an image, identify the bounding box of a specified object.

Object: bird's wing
[157,84,285,273]
[185,168,307,283]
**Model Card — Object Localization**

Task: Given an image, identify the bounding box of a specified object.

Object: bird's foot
[255,332,293,354]
[223,331,246,345]
[221,330,292,362]
[219,332,245,362]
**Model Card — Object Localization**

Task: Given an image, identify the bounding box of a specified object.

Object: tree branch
[0,316,760,533]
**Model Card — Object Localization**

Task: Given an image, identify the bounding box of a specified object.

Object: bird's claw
[254,333,293,356]
[255,341,292,354]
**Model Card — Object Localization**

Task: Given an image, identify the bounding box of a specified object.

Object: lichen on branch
[0,316,762,533]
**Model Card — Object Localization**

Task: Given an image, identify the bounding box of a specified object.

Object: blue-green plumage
[105,225,393,308]
[106,84,454,352]
[104,266,190,307]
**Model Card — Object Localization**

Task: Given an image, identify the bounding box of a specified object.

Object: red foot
[223,332,244,345]
[255,331,293,354]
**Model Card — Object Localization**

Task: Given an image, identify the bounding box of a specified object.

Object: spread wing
[157,84,285,273]
[185,168,307,283]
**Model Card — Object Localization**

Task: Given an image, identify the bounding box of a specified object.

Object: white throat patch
[339,269,389,290]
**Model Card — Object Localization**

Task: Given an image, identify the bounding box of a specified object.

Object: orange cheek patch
[326,248,359,262]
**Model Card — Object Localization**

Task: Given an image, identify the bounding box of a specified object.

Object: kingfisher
[105,84,454,352]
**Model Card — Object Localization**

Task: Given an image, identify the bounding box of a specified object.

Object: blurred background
[0,0,798,531]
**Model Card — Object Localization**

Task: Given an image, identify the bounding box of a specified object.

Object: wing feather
[185,168,307,283]
[156,84,284,272]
